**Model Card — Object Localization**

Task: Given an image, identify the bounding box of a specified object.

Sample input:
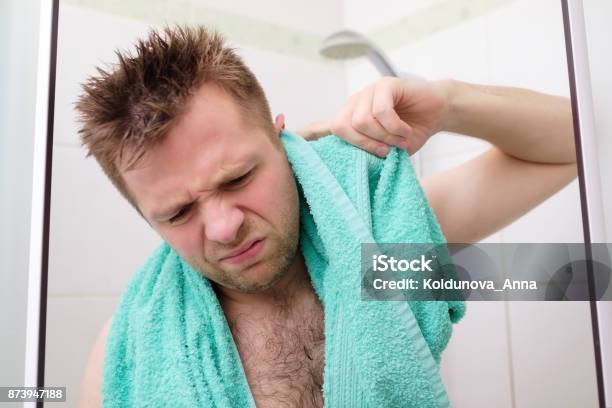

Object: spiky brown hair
[75,25,274,211]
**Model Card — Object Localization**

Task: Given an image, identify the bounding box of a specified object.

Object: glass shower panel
[0,0,44,404]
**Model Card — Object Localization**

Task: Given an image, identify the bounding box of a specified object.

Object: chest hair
[227,295,325,408]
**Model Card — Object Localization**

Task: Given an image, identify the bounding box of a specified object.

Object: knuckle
[382,134,398,145]
[351,115,370,131]
[352,113,378,132]
[372,105,391,119]
[362,140,378,152]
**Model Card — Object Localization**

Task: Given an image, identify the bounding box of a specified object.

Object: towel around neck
[102,130,466,407]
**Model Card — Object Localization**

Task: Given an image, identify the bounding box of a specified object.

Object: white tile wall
[501,180,583,243]
[421,147,490,175]
[440,301,514,408]
[45,296,119,407]
[55,5,152,146]
[508,302,599,408]
[420,132,491,161]
[391,13,489,84]
[48,145,160,296]
[485,0,570,95]
[344,0,443,33]
[239,46,347,129]
[190,0,343,35]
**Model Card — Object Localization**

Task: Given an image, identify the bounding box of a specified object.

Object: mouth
[219,238,265,265]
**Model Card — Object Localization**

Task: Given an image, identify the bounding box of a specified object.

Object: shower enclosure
[2,0,610,407]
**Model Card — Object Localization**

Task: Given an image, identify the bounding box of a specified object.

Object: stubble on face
[187,185,301,294]
[121,82,303,296]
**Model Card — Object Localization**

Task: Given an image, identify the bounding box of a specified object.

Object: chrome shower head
[319,30,373,59]
[319,30,398,77]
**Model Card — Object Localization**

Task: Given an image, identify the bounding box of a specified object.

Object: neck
[213,252,312,316]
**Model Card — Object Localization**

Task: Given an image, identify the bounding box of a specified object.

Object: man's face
[121,83,300,293]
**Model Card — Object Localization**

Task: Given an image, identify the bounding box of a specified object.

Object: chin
[235,263,286,293]
[238,249,297,293]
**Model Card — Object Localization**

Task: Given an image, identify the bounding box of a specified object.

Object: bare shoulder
[79,317,112,408]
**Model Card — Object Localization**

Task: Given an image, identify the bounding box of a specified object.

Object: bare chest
[228,301,325,408]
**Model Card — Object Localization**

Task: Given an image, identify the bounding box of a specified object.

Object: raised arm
[296,77,577,242]
[422,79,577,242]
[440,80,575,164]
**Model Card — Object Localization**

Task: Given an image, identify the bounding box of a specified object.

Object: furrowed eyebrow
[150,162,256,221]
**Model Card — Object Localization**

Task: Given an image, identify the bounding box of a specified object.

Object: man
[78,26,576,407]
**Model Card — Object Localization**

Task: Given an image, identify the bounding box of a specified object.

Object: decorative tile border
[371,0,514,49]
[63,0,514,63]
[62,0,329,63]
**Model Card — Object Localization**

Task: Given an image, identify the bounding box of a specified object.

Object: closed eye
[224,170,253,189]
[168,204,192,224]
[166,170,253,224]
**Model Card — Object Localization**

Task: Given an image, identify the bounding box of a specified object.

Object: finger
[351,85,409,149]
[371,80,413,138]
[331,115,390,158]
[296,120,332,140]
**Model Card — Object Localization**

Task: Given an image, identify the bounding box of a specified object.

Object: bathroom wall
[46,1,346,406]
[343,0,596,407]
[46,0,599,407]
[0,0,42,405]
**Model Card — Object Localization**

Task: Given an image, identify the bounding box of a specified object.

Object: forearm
[439,79,576,164]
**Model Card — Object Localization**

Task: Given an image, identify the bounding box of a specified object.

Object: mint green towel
[103,130,466,407]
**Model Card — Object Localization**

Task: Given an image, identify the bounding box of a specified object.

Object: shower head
[319,30,373,59]
[319,30,398,77]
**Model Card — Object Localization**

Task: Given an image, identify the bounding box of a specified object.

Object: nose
[201,197,245,245]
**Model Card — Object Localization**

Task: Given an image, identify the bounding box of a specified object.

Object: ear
[274,113,286,134]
